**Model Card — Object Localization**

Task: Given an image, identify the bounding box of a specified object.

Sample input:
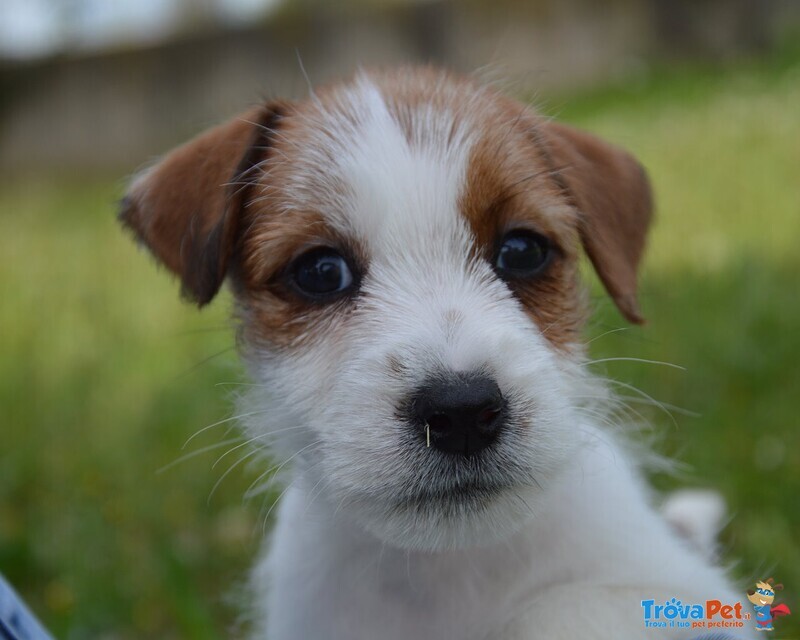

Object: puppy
[121,67,752,639]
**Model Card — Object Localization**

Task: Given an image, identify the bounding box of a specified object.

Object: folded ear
[540,121,653,324]
[119,103,284,305]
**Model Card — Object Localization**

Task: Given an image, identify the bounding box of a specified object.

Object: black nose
[410,372,505,456]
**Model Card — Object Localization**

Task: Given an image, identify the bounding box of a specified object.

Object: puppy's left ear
[540,121,653,324]
[120,103,284,306]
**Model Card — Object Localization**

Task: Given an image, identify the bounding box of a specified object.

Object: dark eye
[289,247,356,299]
[495,230,550,277]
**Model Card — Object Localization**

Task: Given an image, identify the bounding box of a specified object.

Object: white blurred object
[662,489,727,562]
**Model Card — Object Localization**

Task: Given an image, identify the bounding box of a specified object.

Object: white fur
[257,434,748,639]
[233,75,753,639]
[662,489,728,562]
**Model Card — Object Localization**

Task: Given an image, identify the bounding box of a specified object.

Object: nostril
[476,405,502,426]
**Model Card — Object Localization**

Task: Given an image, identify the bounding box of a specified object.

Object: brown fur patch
[458,96,588,350]
[232,206,365,350]
[230,103,367,350]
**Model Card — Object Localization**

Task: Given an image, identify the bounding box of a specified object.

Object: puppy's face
[121,68,652,550]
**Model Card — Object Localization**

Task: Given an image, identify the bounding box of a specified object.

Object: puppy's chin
[349,483,541,551]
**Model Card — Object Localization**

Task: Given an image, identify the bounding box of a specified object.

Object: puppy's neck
[267,473,543,637]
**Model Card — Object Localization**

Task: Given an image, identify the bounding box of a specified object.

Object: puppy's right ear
[119,103,285,305]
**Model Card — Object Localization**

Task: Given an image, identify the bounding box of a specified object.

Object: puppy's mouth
[390,457,521,509]
[395,479,508,508]
[384,405,537,511]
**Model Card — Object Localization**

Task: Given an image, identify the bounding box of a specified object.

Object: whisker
[611,394,699,417]
[574,398,650,429]
[213,424,312,470]
[583,327,628,346]
[603,378,679,428]
[244,439,323,500]
[512,491,535,517]
[574,409,628,436]
[173,325,232,336]
[212,434,272,469]
[182,409,270,448]
[173,345,236,379]
[208,447,263,504]
[256,453,328,534]
[332,492,350,520]
[244,461,280,500]
[156,438,242,474]
[214,381,264,388]
[304,473,335,517]
[585,357,686,371]
[261,479,295,534]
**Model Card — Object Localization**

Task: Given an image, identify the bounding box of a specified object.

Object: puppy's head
[121,68,652,550]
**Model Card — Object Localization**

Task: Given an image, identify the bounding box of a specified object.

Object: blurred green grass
[1,51,799,638]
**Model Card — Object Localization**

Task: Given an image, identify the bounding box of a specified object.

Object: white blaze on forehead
[314,75,477,258]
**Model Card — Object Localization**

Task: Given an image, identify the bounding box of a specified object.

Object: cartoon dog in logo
[747,578,791,631]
